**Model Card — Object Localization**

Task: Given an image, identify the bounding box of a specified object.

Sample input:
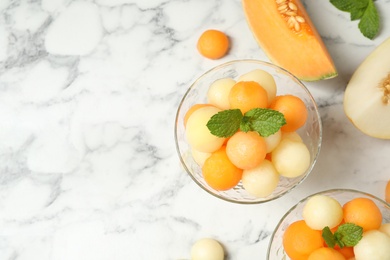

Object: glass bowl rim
[266,188,390,258]
[174,59,323,204]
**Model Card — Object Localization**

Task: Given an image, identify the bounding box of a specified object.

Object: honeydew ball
[264,129,282,153]
[191,238,224,260]
[379,223,390,237]
[354,230,390,259]
[271,139,310,178]
[237,69,277,105]
[186,106,226,153]
[281,131,303,142]
[207,78,236,110]
[242,159,279,198]
[302,195,343,230]
[192,149,211,167]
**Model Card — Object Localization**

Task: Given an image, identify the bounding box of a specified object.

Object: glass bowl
[174,59,322,204]
[267,188,390,259]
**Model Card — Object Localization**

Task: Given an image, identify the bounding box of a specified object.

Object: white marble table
[0,0,389,259]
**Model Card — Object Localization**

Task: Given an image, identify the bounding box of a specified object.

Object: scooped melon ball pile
[184,69,311,198]
[283,194,390,259]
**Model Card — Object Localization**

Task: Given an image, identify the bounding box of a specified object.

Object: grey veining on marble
[0,0,389,259]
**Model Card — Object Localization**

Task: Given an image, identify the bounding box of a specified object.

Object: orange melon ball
[226,131,267,170]
[342,197,382,232]
[202,146,243,191]
[270,95,308,132]
[228,81,268,114]
[197,29,229,59]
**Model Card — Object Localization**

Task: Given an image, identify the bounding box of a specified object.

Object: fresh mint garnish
[322,223,363,248]
[206,108,286,138]
[330,0,380,40]
[206,109,243,138]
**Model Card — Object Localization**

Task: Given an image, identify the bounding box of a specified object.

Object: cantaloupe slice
[344,37,390,139]
[242,0,337,81]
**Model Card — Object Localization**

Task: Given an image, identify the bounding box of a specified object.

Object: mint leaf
[206,108,286,138]
[336,223,363,247]
[358,0,380,40]
[330,0,366,12]
[206,109,242,138]
[243,108,286,137]
[322,226,337,248]
[322,223,363,249]
[330,0,380,39]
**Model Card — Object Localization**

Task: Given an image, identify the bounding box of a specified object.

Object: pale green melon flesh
[344,37,390,139]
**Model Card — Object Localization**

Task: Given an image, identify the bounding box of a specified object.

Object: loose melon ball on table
[241,159,279,198]
[207,78,235,110]
[202,146,242,191]
[353,230,390,260]
[343,197,382,232]
[228,81,268,114]
[197,29,230,60]
[185,106,226,153]
[226,131,267,170]
[271,139,310,178]
[270,94,308,132]
[302,195,343,230]
[237,69,277,105]
[191,238,224,260]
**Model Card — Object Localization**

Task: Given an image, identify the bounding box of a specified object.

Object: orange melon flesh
[242,0,337,81]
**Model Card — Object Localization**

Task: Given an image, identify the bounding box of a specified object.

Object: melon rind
[241,0,338,82]
[344,37,390,139]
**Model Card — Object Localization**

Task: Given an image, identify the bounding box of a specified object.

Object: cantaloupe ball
[237,69,277,105]
[302,195,343,230]
[271,139,310,178]
[207,78,236,110]
[379,223,390,237]
[191,238,224,260]
[353,230,390,259]
[281,131,303,142]
[264,129,282,153]
[192,149,211,167]
[186,106,226,153]
[242,159,279,198]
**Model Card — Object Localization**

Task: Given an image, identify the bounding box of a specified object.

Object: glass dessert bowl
[267,188,390,259]
[174,59,322,204]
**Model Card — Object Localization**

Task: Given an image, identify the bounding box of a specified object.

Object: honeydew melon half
[242,0,337,81]
[344,37,390,139]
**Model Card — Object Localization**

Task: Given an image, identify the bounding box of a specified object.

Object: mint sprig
[322,223,363,248]
[330,0,380,40]
[206,108,286,138]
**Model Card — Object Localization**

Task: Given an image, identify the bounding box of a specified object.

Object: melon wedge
[242,0,337,81]
[344,37,390,139]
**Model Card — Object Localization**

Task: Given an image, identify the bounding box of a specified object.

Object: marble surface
[0,0,389,259]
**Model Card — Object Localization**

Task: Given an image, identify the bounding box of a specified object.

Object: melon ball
[264,129,282,153]
[191,238,224,260]
[271,139,310,178]
[192,149,211,167]
[302,195,343,230]
[237,69,277,105]
[354,230,390,259]
[186,106,226,153]
[379,223,390,237]
[207,78,236,110]
[242,159,279,198]
[281,131,303,142]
